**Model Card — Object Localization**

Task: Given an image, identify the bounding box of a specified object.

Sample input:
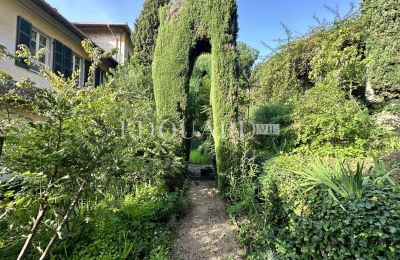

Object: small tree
[1,41,117,259]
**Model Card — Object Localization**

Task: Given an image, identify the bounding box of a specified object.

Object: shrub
[231,156,400,259]
[197,138,215,161]
[292,82,372,156]
[249,101,294,156]
[189,149,212,165]
[68,183,187,259]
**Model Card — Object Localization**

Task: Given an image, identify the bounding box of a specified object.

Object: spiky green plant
[295,160,364,202]
[295,159,398,210]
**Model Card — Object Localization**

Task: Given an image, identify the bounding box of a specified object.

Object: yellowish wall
[0,0,109,89]
[121,31,133,62]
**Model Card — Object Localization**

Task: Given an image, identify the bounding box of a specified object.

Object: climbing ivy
[362,0,400,100]
[253,17,366,104]
[252,33,321,104]
[152,0,239,190]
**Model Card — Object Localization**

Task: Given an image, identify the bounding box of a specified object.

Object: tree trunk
[0,136,4,158]
[39,183,86,260]
[17,206,48,260]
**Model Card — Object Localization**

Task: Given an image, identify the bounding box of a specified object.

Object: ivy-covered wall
[362,0,400,99]
[152,0,238,189]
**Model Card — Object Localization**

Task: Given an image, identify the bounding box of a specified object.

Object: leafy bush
[68,183,187,259]
[189,149,212,165]
[249,101,294,156]
[228,156,400,259]
[197,138,215,161]
[252,34,320,104]
[292,83,372,156]
[309,18,366,98]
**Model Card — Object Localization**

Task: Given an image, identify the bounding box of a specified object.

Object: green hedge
[152,0,239,189]
[362,0,400,99]
[132,0,170,67]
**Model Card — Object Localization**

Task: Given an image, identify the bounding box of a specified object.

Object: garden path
[171,180,245,260]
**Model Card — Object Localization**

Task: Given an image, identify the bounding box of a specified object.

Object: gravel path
[171,180,245,260]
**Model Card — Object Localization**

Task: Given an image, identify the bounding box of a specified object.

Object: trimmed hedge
[152,0,239,189]
[362,0,400,99]
[132,0,170,67]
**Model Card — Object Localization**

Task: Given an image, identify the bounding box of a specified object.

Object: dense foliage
[226,153,400,259]
[131,0,170,67]
[1,0,400,259]
[226,1,400,259]
[362,0,400,100]
[0,42,186,259]
[152,0,239,189]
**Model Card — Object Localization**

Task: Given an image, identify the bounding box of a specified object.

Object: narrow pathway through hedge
[171,180,245,260]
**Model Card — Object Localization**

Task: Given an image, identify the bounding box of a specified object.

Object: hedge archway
[152,0,238,189]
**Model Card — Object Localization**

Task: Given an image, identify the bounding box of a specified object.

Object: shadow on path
[171,180,245,260]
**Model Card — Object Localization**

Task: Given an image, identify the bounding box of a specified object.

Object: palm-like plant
[294,160,363,202]
[294,159,398,210]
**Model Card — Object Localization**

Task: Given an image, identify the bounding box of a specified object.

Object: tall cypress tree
[362,0,400,99]
[132,0,170,67]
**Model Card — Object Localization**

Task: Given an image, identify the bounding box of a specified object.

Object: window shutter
[63,45,72,78]
[95,67,101,87]
[83,59,90,86]
[53,40,73,77]
[53,39,64,74]
[15,16,32,68]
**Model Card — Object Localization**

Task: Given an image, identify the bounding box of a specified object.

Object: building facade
[74,23,133,65]
[0,0,132,89]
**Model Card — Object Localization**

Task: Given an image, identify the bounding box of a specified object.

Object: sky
[46,0,361,59]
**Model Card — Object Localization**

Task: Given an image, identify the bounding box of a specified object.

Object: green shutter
[15,16,32,68]
[95,67,101,87]
[63,45,72,78]
[53,39,64,74]
[53,40,73,77]
[84,59,90,85]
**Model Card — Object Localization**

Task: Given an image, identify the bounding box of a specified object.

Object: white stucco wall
[81,27,133,64]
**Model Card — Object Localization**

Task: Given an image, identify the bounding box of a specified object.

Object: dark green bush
[362,0,400,100]
[249,101,294,156]
[231,157,400,259]
[292,83,372,156]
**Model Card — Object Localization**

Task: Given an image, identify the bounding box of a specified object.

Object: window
[73,54,82,87]
[95,67,106,87]
[53,39,72,77]
[16,17,48,70]
[30,29,49,71]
